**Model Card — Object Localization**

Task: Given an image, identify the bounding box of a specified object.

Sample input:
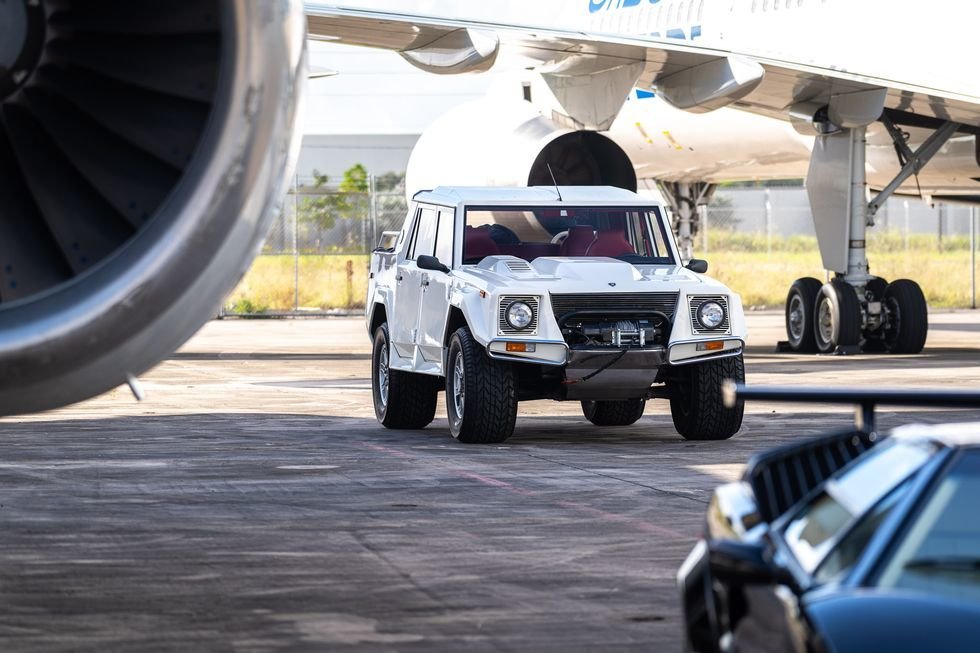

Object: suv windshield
[462,206,674,265]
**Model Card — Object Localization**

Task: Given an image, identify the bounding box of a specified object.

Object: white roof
[413,186,654,207]
[890,421,980,447]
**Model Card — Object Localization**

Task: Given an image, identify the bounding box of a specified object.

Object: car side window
[434,209,454,266]
[782,439,935,574]
[812,478,911,584]
[408,207,437,260]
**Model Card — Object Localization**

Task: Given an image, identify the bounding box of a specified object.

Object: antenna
[546,163,563,202]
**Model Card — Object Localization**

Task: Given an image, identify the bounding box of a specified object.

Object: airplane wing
[305,4,980,133]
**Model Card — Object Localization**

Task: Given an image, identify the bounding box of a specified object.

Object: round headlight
[696,301,726,329]
[506,301,534,330]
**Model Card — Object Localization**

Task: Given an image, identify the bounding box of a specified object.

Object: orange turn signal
[697,340,724,352]
[505,342,536,353]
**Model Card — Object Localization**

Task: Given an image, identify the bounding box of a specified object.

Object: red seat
[561,226,596,256]
[498,243,560,261]
[464,226,499,261]
[586,228,635,257]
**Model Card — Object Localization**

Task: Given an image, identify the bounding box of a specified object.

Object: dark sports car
[678,385,980,653]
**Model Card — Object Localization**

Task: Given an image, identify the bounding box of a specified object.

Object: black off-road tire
[785,277,823,353]
[668,354,745,441]
[581,399,646,426]
[813,279,861,354]
[882,279,928,354]
[372,323,439,429]
[446,327,517,443]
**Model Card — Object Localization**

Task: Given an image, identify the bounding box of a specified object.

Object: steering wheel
[550,230,569,246]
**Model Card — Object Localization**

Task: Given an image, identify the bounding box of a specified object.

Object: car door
[732,439,936,652]
[416,207,456,365]
[390,206,436,359]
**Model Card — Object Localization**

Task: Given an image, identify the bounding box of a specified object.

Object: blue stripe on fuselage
[589,0,659,13]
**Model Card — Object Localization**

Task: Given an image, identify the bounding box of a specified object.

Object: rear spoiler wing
[723,382,980,434]
[722,382,980,523]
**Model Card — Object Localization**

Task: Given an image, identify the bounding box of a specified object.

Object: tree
[298,164,370,232]
[375,171,405,193]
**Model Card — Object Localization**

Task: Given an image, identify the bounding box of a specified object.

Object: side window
[434,209,455,265]
[648,208,671,257]
[812,479,911,584]
[408,207,437,260]
[404,208,421,256]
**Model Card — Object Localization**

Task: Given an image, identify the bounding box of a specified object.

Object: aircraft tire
[813,280,861,354]
[785,277,823,352]
[882,280,928,354]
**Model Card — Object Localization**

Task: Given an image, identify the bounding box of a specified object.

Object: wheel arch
[368,302,387,336]
[443,305,469,347]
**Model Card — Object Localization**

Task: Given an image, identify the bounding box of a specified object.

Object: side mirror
[417,254,450,274]
[686,258,708,273]
[708,540,800,592]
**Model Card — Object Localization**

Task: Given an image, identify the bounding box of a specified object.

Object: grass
[225,254,370,313]
[705,231,979,309]
[225,231,978,313]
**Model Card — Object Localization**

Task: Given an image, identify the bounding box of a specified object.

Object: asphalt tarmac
[2,312,980,651]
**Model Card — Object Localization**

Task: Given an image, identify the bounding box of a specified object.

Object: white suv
[366,186,746,443]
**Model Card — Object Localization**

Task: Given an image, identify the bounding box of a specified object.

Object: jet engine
[0,0,306,414]
[405,99,636,196]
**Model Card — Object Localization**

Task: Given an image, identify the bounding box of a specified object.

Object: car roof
[413,186,655,207]
[890,421,980,447]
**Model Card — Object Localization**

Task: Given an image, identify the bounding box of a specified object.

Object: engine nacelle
[405,99,636,197]
[0,0,306,414]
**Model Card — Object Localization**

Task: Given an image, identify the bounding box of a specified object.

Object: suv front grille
[550,292,678,322]
[689,295,731,334]
[498,295,539,335]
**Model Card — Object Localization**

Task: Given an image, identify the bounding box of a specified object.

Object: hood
[469,255,701,285]
[806,590,980,653]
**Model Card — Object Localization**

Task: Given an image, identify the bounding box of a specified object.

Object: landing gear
[655,181,715,262]
[782,109,958,355]
[783,276,929,355]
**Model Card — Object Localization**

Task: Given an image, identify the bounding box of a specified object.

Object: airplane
[307,0,980,358]
[1,0,977,417]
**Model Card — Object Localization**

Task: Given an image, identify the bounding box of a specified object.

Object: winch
[562,318,661,348]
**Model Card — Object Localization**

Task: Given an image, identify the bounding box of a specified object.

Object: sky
[303,41,504,136]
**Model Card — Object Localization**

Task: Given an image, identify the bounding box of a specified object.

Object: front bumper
[562,347,666,400]
[668,337,744,365]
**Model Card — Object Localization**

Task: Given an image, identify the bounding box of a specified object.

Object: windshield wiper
[904,556,980,572]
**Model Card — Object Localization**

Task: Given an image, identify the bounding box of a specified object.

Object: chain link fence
[223,176,407,315]
[699,186,980,309]
[701,186,980,254]
[223,182,980,315]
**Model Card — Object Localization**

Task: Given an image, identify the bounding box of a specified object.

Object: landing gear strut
[656,181,715,262]
[783,114,959,355]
